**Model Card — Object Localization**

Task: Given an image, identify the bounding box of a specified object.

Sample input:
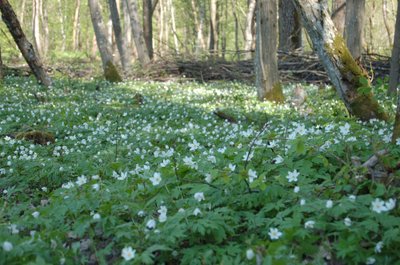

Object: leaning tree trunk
[344,0,365,60]
[388,0,400,95]
[291,0,387,121]
[279,0,302,52]
[88,0,122,82]
[125,0,150,66]
[255,0,284,102]
[0,0,51,87]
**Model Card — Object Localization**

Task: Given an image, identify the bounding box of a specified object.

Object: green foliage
[0,78,399,264]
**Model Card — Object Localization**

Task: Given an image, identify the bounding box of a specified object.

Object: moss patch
[15,130,55,145]
[104,61,122,83]
[349,95,388,122]
[264,82,284,103]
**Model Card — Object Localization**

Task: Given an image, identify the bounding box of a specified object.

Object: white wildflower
[194,192,205,202]
[149,172,162,186]
[246,249,255,260]
[344,217,352,227]
[304,220,315,229]
[2,241,13,252]
[268,228,282,240]
[371,198,387,213]
[248,169,257,183]
[146,219,156,229]
[286,170,299,182]
[121,246,136,261]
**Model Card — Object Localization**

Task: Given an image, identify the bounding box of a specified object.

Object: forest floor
[0,72,399,264]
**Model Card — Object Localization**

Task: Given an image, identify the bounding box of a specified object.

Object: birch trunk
[168,0,179,54]
[279,0,302,52]
[209,0,218,56]
[125,0,150,65]
[255,0,284,102]
[88,0,122,82]
[388,0,400,95]
[292,0,387,121]
[0,0,52,87]
[243,0,256,59]
[109,0,131,72]
[72,0,81,50]
[344,0,365,60]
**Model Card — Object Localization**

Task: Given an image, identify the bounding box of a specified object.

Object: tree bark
[40,0,49,57]
[291,0,387,121]
[191,0,206,56]
[279,0,302,52]
[331,0,346,36]
[388,0,400,95]
[32,0,42,58]
[382,0,393,46]
[109,0,131,72]
[243,0,256,59]
[168,0,180,54]
[209,0,219,56]
[344,0,365,60]
[255,0,284,102]
[125,0,151,65]
[88,0,122,82]
[57,0,66,51]
[143,0,153,59]
[72,0,81,50]
[0,0,51,87]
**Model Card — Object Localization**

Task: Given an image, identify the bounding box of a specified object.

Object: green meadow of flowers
[0,76,399,264]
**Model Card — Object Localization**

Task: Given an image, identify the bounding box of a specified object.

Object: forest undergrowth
[0,76,399,264]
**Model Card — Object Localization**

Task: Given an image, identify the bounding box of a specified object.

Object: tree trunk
[230,0,240,60]
[388,0,400,95]
[168,0,180,54]
[0,0,51,87]
[0,45,3,81]
[109,0,131,72]
[72,0,81,50]
[143,0,153,59]
[32,0,42,57]
[209,0,219,56]
[279,0,302,52]
[292,0,387,121]
[382,0,393,46]
[40,0,49,57]
[367,1,376,53]
[344,0,365,60]
[88,0,122,82]
[331,0,346,36]
[19,0,26,26]
[125,0,151,65]
[243,0,256,59]
[255,0,284,102]
[392,95,400,142]
[57,0,66,51]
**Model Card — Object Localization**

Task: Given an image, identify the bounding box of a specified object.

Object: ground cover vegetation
[0,75,399,264]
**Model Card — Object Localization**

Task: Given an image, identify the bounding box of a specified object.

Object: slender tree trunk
[231,0,240,60]
[72,0,81,50]
[0,0,51,87]
[388,0,400,95]
[57,0,66,51]
[383,0,393,46]
[243,0,256,59]
[279,0,302,52]
[19,0,26,26]
[367,1,376,53]
[292,0,387,121]
[40,0,49,57]
[109,0,131,72]
[32,0,42,57]
[209,0,219,56]
[88,0,122,82]
[255,0,284,102]
[344,0,365,60]
[125,0,151,65]
[331,0,346,36]
[168,0,179,54]
[143,0,153,59]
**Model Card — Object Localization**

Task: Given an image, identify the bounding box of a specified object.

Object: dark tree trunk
[143,0,153,59]
[0,0,52,87]
[0,45,3,81]
[292,0,387,121]
[344,0,365,60]
[279,0,302,51]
